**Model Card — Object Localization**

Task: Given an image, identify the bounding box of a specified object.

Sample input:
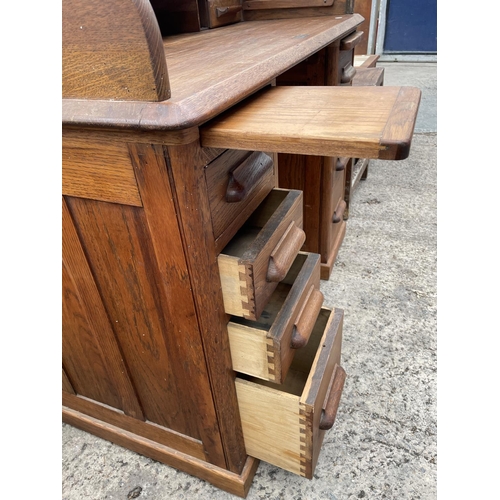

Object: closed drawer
[338,48,356,85]
[235,307,345,478]
[228,252,323,383]
[319,158,346,262]
[218,188,305,321]
[206,150,276,253]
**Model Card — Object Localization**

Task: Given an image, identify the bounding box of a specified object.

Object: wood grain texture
[353,54,380,68]
[201,86,421,160]
[352,67,384,87]
[63,0,170,101]
[128,142,228,468]
[218,189,304,320]
[320,220,346,280]
[63,393,206,460]
[236,378,302,474]
[379,87,422,160]
[228,252,322,383]
[166,141,248,473]
[62,198,144,419]
[62,135,142,206]
[243,0,352,20]
[301,308,343,477]
[205,150,275,252]
[62,368,75,394]
[277,153,322,253]
[62,126,200,147]
[206,0,244,28]
[339,30,363,50]
[63,406,259,498]
[228,321,272,381]
[65,192,225,466]
[234,307,343,478]
[320,161,345,260]
[62,15,364,129]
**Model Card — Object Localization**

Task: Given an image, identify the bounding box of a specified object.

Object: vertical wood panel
[62,198,144,419]
[129,144,227,467]
[66,196,206,441]
[62,368,75,394]
[277,154,322,253]
[166,141,248,474]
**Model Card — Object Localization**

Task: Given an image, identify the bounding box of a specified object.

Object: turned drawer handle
[216,5,243,17]
[291,286,324,349]
[336,157,349,172]
[319,364,346,430]
[341,64,356,84]
[339,31,364,51]
[332,200,346,223]
[267,222,306,282]
[226,153,273,203]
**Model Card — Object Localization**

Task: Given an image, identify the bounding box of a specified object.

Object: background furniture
[343,55,385,220]
[62,0,420,496]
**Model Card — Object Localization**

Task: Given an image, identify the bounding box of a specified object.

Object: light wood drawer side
[218,189,305,320]
[228,252,322,383]
[235,307,345,478]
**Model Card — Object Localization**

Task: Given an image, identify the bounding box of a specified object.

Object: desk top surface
[62,15,362,131]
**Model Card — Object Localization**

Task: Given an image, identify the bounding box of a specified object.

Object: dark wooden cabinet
[62,1,420,496]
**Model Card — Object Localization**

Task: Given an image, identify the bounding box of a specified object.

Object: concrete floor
[62,62,437,500]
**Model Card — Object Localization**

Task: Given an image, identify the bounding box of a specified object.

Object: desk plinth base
[63,407,259,498]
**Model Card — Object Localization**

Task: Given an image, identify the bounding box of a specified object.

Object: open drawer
[200,86,421,160]
[235,307,345,478]
[218,188,305,320]
[228,251,323,383]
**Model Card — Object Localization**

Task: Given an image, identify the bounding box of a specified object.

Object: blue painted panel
[384,0,437,53]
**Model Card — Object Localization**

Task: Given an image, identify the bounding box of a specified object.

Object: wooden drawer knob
[332,200,346,223]
[341,64,356,84]
[226,153,273,203]
[336,157,349,171]
[291,287,324,349]
[339,31,364,51]
[267,222,306,282]
[216,5,243,17]
[319,364,346,430]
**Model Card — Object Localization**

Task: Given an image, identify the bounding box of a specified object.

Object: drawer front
[218,188,305,320]
[206,150,276,253]
[320,158,346,262]
[338,48,356,86]
[228,252,323,383]
[205,0,243,28]
[235,307,345,478]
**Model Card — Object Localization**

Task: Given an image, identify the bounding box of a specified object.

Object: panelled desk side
[62,15,364,496]
[63,12,420,497]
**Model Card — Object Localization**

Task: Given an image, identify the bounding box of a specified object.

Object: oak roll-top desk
[62,1,420,496]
